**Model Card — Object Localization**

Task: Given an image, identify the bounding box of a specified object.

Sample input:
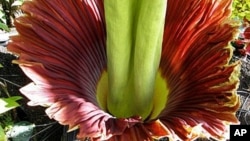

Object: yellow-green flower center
[96,70,169,120]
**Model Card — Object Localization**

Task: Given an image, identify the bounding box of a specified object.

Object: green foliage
[0,112,14,132]
[0,0,24,31]
[0,112,14,141]
[7,121,35,141]
[0,22,9,31]
[231,0,250,21]
[0,76,22,140]
[0,125,7,141]
[0,96,22,114]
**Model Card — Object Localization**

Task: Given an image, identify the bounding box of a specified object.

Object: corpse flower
[8,0,241,140]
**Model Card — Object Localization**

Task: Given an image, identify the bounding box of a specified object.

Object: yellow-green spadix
[102,0,168,120]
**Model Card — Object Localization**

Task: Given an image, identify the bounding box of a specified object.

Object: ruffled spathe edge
[7,0,173,140]
[157,0,241,140]
[7,0,241,140]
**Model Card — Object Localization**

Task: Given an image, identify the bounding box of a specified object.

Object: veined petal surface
[7,0,241,141]
[158,0,240,140]
[7,0,142,140]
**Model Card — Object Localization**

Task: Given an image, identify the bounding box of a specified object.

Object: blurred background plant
[231,0,250,21]
[0,0,24,32]
[0,63,23,141]
[0,49,62,141]
[230,0,250,128]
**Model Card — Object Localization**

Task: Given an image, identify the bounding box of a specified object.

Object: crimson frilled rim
[8,0,241,140]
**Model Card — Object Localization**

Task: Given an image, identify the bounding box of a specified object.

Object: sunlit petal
[7,0,141,140]
[158,0,240,140]
[7,0,241,140]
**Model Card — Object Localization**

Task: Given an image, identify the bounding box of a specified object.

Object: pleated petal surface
[158,0,240,140]
[7,0,143,140]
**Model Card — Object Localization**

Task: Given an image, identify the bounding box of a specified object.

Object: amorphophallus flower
[7,0,241,140]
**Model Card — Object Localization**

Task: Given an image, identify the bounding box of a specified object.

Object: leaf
[0,96,22,114]
[0,125,7,141]
[11,0,24,7]
[231,0,250,20]
[0,22,10,32]
[7,121,35,141]
[0,63,3,68]
[246,14,250,21]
